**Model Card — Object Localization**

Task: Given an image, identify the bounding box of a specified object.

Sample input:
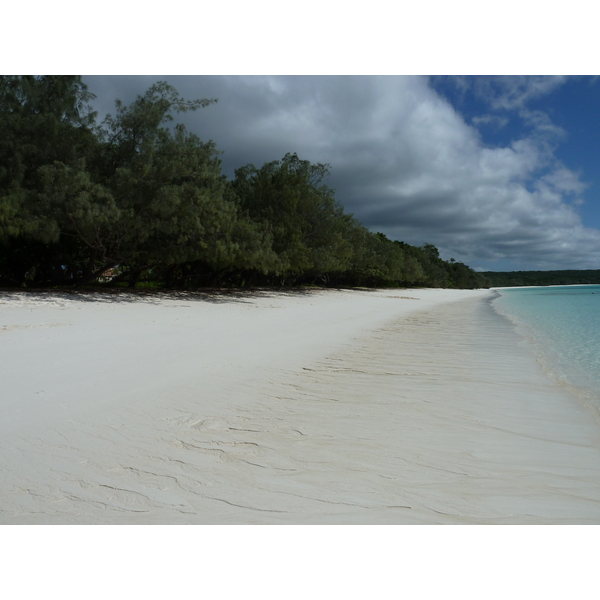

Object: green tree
[0,76,97,240]
[90,82,278,288]
[0,76,100,284]
[233,153,353,284]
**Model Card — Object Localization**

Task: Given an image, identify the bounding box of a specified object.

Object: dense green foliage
[483,270,600,287]
[0,76,488,290]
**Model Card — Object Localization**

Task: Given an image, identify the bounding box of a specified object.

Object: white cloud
[473,75,568,111]
[471,114,509,129]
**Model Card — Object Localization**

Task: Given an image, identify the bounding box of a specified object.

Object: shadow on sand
[0,286,370,306]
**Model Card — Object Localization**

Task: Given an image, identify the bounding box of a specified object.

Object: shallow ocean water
[493,285,600,413]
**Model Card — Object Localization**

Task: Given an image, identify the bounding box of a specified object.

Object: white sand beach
[2,287,600,524]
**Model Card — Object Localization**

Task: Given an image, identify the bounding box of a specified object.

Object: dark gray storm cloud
[83,75,600,271]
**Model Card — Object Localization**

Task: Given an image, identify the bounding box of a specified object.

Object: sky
[83,75,600,272]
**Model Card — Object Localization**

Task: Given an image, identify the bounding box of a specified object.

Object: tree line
[0,76,488,290]
[483,270,600,287]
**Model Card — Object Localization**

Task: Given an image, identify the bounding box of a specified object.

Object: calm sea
[492,285,600,413]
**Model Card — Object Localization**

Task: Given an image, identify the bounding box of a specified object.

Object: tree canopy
[0,76,488,290]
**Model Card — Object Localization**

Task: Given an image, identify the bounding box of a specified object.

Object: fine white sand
[2,287,600,524]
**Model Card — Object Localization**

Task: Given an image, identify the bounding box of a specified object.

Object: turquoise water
[493,285,600,411]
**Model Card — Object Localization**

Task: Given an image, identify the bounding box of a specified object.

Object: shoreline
[2,288,600,523]
[492,285,600,428]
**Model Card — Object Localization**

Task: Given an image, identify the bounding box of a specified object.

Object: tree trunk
[165,264,178,289]
[128,268,142,288]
